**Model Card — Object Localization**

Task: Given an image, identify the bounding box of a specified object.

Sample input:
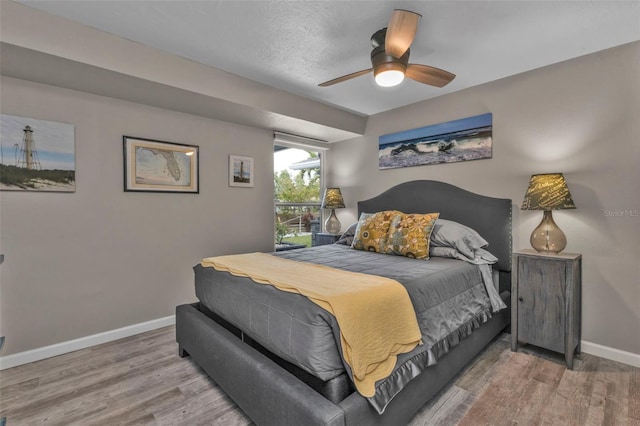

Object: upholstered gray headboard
[357,180,512,273]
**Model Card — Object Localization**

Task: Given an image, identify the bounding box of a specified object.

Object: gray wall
[0,76,275,355]
[328,42,640,355]
[1,41,638,359]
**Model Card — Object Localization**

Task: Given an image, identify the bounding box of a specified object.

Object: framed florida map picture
[123,136,199,193]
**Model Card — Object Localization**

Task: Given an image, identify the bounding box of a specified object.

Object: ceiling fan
[318,9,455,89]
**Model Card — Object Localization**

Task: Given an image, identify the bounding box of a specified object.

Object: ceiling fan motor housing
[370,28,387,48]
[371,44,409,78]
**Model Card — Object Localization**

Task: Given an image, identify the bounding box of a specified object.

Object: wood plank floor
[1,326,637,425]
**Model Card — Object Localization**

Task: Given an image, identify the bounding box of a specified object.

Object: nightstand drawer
[313,232,341,246]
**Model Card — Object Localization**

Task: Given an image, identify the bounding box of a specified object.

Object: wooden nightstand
[511,249,582,369]
[313,232,341,246]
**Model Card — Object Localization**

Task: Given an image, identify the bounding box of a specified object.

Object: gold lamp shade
[321,188,345,234]
[521,173,576,253]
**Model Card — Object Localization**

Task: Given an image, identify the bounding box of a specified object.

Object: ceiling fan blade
[385,9,421,58]
[318,68,373,87]
[405,64,456,87]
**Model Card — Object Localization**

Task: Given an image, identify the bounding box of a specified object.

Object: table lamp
[521,173,576,253]
[321,188,345,234]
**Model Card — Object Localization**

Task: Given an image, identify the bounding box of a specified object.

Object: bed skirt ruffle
[368,308,493,413]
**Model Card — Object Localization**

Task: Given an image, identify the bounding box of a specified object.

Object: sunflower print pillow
[385,212,440,259]
[351,210,402,253]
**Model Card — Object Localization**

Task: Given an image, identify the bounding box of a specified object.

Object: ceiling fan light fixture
[374,63,405,87]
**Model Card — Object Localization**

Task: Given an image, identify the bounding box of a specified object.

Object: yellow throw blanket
[200,252,422,397]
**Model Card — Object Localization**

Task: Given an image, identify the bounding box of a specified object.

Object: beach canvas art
[0,114,75,192]
[378,113,493,170]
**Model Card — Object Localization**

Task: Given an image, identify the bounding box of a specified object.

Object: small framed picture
[229,155,254,188]
[123,136,199,193]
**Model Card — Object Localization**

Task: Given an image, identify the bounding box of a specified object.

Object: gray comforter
[194,244,494,413]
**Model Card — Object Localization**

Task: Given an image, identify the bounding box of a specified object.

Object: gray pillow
[430,219,488,259]
[335,222,358,246]
[429,246,497,264]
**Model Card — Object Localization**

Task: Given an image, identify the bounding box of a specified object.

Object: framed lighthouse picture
[0,114,75,192]
[229,155,254,188]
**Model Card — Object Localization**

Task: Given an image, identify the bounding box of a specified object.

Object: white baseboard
[2,318,638,370]
[581,340,640,368]
[0,315,175,370]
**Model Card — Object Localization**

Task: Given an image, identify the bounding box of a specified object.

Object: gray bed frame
[176,180,512,426]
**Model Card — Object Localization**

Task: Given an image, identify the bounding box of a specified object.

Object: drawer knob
[518,297,524,302]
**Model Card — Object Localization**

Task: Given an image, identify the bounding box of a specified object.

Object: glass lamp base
[530,210,567,253]
[325,209,342,234]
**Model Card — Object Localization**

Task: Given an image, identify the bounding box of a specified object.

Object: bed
[176,180,512,425]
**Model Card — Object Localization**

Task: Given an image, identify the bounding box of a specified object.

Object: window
[273,132,328,250]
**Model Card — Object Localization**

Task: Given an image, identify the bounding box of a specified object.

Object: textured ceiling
[14,1,640,116]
